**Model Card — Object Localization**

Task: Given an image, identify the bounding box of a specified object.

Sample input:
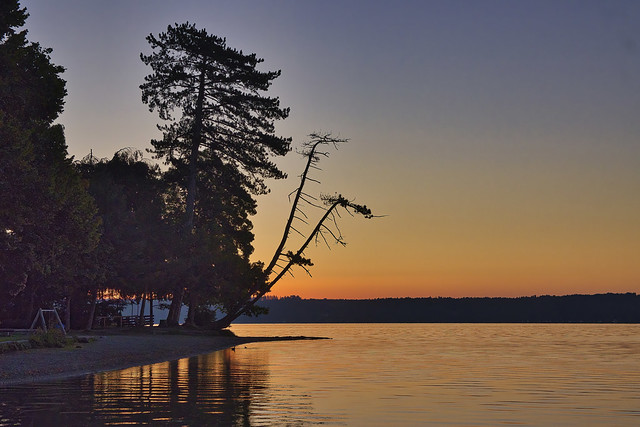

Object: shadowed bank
[0,332,327,386]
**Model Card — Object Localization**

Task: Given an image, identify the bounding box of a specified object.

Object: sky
[21,0,640,299]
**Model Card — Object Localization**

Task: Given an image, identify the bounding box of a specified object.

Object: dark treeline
[1,2,373,331]
[236,293,640,323]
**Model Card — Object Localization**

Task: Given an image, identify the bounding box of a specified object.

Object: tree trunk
[184,68,206,231]
[263,139,325,277]
[138,284,148,325]
[24,287,36,328]
[85,288,98,330]
[212,198,352,331]
[212,314,234,331]
[178,69,206,329]
[167,287,184,326]
[64,296,71,331]
[185,293,198,326]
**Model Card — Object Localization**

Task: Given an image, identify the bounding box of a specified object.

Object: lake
[1,323,639,425]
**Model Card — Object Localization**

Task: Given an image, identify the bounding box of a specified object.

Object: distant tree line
[235,293,640,323]
[0,1,373,330]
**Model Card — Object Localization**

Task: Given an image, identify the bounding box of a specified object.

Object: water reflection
[2,324,640,425]
[0,347,330,426]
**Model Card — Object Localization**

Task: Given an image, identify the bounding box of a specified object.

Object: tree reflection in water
[0,347,325,425]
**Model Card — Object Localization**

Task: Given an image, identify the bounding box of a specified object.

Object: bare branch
[330,211,343,236]
[300,264,313,277]
[320,224,346,247]
[317,229,331,249]
[299,196,323,209]
[295,207,309,219]
[287,187,299,201]
[290,225,305,238]
[306,177,321,184]
[265,134,344,277]
[216,133,378,330]
[293,215,309,225]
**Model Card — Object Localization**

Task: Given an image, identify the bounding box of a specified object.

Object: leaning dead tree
[212,133,374,329]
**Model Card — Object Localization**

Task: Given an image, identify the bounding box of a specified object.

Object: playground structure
[28,308,66,335]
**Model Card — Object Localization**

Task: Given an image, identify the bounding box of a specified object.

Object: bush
[28,329,68,348]
[193,306,217,328]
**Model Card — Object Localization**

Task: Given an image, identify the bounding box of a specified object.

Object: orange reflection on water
[83,347,320,425]
[2,324,639,425]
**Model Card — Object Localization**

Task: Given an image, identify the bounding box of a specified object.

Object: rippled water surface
[1,324,639,425]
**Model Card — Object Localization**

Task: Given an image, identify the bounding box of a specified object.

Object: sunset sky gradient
[22,0,640,298]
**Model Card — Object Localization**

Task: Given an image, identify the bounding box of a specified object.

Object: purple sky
[21,0,640,297]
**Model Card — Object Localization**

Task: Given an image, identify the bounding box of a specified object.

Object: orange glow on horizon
[266,274,640,300]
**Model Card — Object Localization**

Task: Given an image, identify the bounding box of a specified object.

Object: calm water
[1,323,639,425]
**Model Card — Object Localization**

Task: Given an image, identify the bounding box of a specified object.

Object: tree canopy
[140,22,291,325]
[0,0,100,327]
[140,22,291,230]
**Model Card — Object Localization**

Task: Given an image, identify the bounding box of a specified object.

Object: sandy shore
[0,333,318,386]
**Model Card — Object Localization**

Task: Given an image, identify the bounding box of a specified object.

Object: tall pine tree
[140,23,290,324]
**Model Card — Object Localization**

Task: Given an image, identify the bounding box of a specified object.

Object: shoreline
[0,333,324,386]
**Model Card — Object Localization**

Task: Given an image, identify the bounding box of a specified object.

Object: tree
[0,0,101,327]
[212,133,374,329]
[75,149,172,329]
[140,22,290,324]
[140,22,290,229]
[177,160,262,326]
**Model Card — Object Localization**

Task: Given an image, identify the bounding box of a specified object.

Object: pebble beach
[0,333,315,386]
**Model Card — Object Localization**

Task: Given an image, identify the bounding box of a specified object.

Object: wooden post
[52,309,66,336]
[29,308,43,331]
[149,292,154,326]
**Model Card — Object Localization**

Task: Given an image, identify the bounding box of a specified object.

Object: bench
[93,314,154,329]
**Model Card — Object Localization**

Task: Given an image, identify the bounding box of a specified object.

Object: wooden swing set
[28,308,66,336]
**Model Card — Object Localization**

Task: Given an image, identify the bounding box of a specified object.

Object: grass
[0,335,31,354]
[0,335,27,343]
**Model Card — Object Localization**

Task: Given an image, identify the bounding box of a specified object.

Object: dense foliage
[0,0,101,327]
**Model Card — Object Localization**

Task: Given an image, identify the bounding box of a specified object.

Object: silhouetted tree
[140,22,290,325]
[212,133,374,329]
[176,161,263,326]
[76,149,173,329]
[0,0,100,327]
